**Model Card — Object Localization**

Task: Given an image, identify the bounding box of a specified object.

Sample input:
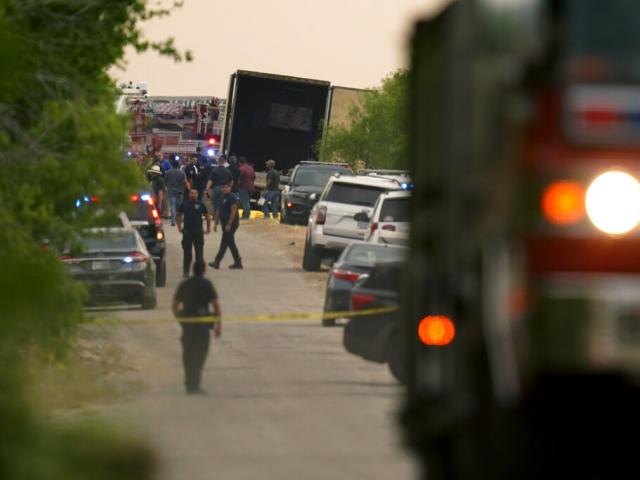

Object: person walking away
[210,181,242,269]
[205,155,233,218]
[177,188,211,277]
[237,156,255,219]
[262,159,280,220]
[165,159,190,226]
[147,164,165,214]
[172,260,221,395]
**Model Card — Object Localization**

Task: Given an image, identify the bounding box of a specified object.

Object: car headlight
[586,170,640,235]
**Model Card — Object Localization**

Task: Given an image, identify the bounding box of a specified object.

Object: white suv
[363,190,410,245]
[302,173,408,271]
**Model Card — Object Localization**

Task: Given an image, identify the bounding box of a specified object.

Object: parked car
[128,193,167,286]
[280,161,353,225]
[303,173,409,271]
[343,261,404,382]
[60,227,157,309]
[360,190,410,245]
[323,242,406,326]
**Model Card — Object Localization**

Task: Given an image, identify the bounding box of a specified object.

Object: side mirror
[280,175,289,186]
[354,212,369,222]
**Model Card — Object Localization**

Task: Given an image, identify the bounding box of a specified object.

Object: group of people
[145,149,282,395]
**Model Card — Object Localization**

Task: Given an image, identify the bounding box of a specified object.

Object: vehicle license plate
[92,260,110,271]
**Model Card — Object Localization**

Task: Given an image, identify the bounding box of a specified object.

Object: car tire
[302,234,322,271]
[156,260,167,287]
[322,316,336,327]
[387,333,406,383]
[141,293,157,310]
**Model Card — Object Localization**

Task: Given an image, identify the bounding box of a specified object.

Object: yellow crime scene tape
[86,306,399,327]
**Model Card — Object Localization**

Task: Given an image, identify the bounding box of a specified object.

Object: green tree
[319,70,408,169]
[0,1,189,478]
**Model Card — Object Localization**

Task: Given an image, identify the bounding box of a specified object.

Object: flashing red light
[130,194,139,202]
[352,293,376,311]
[581,107,620,128]
[208,137,218,145]
[418,315,456,346]
[332,269,362,283]
[287,202,293,209]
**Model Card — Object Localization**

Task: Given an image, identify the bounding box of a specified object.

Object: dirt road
[88,219,417,480]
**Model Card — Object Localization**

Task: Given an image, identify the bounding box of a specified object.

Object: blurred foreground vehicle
[322,242,406,326]
[280,161,353,224]
[403,0,640,478]
[129,193,167,286]
[343,261,405,382]
[361,190,410,245]
[60,227,157,309]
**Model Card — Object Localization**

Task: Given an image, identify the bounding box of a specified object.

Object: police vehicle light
[586,171,640,235]
[418,315,456,346]
[400,182,414,191]
[175,155,181,161]
[75,199,82,208]
[208,137,217,145]
[140,193,151,203]
[207,148,215,157]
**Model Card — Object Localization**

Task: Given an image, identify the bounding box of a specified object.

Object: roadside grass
[24,327,144,412]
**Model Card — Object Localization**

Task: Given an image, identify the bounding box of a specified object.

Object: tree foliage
[0,1,189,477]
[318,70,408,170]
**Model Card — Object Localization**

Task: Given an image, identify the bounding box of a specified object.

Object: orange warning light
[418,315,456,346]
[541,180,585,225]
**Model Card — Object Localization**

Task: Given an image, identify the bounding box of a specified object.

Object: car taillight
[352,293,376,311]
[332,269,362,283]
[156,230,164,241]
[370,222,378,234]
[287,201,293,208]
[123,252,148,263]
[316,206,327,225]
[59,255,80,264]
[381,224,396,232]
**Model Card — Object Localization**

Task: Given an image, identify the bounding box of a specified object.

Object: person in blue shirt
[209,181,242,269]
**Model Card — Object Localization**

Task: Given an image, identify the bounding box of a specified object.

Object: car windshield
[325,183,387,207]
[379,198,410,222]
[566,0,640,82]
[292,167,352,188]
[344,244,406,266]
[80,231,137,252]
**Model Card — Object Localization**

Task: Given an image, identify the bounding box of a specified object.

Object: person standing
[210,181,242,269]
[262,159,280,220]
[177,188,211,278]
[165,159,189,226]
[237,156,255,220]
[182,155,199,198]
[147,164,165,214]
[228,155,241,192]
[205,155,233,215]
[172,260,222,395]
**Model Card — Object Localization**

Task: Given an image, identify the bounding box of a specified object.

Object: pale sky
[111,0,447,97]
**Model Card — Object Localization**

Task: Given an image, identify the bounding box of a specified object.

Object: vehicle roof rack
[357,168,410,177]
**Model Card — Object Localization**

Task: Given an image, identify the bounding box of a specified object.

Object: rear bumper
[73,276,149,304]
[343,315,397,363]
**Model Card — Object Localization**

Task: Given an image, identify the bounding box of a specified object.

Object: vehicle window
[81,232,137,251]
[379,198,410,222]
[567,0,640,82]
[128,202,154,222]
[325,183,386,207]
[345,245,406,266]
[292,167,352,188]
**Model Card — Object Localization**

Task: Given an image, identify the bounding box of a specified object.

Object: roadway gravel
[85,218,418,480]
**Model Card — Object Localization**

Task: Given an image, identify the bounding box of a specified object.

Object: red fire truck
[403,1,640,478]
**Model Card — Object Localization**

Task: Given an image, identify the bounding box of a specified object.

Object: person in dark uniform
[209,181,242,269]
[176,188,211,278]
[172,260,222,394]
